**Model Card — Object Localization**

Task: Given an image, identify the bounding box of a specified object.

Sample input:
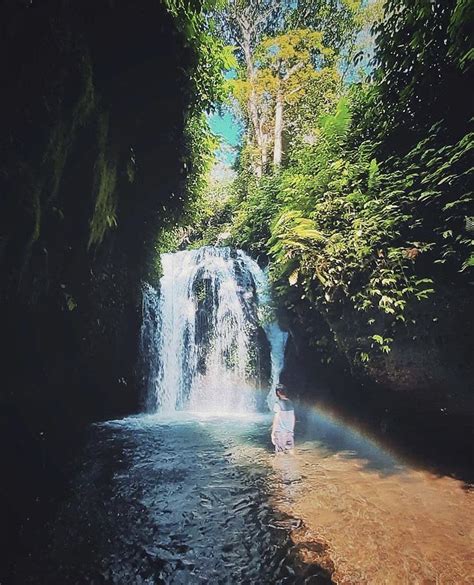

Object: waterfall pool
[131,246,474,583]
[15,246,471,583]
[13,410,473,584]
[15,413,331,584]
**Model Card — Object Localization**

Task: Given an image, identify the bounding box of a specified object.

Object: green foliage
[288,0,383,81]
[178,0,473,368]
[151,112,222,257]
[44,55,95,208]
[18,55,96,281]
[215,88,473,361]
[64,292,78,312]
[194,279,207,303]
[370,0,473,149]
[289,0,363,56]
[269,99,472,355]
[182,113,220,219]
[123,30,227,282]
[188,184,235,249]
[145,0,228,276]
[163,0,229,113]
[231,173,283,254]
[448,0,474,70]
[26,186,42,252]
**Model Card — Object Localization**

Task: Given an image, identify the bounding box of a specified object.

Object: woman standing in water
[271,384,295,453]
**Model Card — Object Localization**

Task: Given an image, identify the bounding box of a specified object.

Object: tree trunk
[241,26,265,176]
[273,88,284,167]
[248,85,265,176]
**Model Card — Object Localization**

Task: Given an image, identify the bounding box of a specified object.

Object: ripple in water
[17,415,332,584]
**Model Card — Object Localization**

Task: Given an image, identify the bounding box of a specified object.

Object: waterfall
[141,246,287,414]
[140,282,162,412]
[236,251,288,408]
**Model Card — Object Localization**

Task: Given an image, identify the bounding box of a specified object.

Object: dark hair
[275,383,287,396]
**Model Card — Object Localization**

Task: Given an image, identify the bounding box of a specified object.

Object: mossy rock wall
[0,1,196,571]
[0,0,192,420]
[282,286,473,410]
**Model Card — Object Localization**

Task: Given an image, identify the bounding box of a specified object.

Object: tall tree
[289,0,384,82]
[229,29,337,169]
[220,0,287,175]
[257,30,334,166]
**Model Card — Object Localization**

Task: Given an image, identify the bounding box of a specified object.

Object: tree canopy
[171,0,474,370]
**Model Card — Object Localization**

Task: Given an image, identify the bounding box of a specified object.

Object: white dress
[272,399,295,452]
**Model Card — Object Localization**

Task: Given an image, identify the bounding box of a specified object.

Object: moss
[15,52,97,288]
[45,55,96,204]
[43,121,68,206]
[195,279,206,303]
[15,54,98,288]
[126,157,136,184]
[30,186,42,244]
[72,55,96,130]
[88,113,118,249]
[43,56,95,208]
[19,183,43,285]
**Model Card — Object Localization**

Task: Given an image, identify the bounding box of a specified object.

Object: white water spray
[236,252,288,408]
[141,247,287,414]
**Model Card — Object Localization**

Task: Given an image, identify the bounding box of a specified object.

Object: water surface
[15,409,473,584]
[17,413,330,584]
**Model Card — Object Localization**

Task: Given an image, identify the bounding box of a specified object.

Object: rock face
[1,0,197,418]
[342,290,473,410]
[0,1,196,573]
[279,287,473,478]
[280,283,473,411]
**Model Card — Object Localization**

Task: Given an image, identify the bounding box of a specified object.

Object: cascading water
[237,252,289,408]
[140,282,162,412]
[141,246,287,415]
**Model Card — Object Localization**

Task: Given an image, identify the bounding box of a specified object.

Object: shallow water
[17,413,330,584]
[15,410,474,584]
[271,409,474,584]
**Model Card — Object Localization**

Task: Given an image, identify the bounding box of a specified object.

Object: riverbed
[270,409,474,584]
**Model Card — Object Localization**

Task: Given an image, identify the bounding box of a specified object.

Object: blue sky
[208,107,242,166]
